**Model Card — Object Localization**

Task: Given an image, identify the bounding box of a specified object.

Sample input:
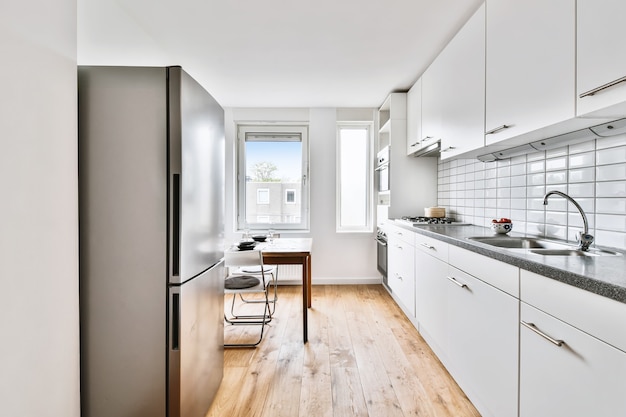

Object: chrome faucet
[543,190,594,251]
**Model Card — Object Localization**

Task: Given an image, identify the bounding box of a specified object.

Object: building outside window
[257,188,270,204]
[285,189,296,204]
[336,123,373,232]
[237,124,309,231]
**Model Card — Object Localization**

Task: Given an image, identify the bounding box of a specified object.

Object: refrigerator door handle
[171,292,181,350]
[170,173,181,279]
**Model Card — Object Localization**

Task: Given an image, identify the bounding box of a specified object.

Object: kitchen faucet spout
[543,190,594,251]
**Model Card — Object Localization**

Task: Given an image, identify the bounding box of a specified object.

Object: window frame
[236,124,309,232]
[336,122,374,233]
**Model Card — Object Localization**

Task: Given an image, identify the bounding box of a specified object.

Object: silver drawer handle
[486,124,511,135]
[421,135,433,142]
[440,146,455,153]
[580,75,626,98]
[420,242,435,250]
[521,321,564,347]
[446,276,468,289]
[410,141,421,147]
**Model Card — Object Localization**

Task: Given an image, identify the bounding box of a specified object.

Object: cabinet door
[447,266,518,417]
[485,0,575,144]
[406,79,422,155]
[415,249,448,361]
[577,0,626,118]
[387,236,415,317]
[520,303,626,417]
[439,3,485,160]
[421,58,445,145]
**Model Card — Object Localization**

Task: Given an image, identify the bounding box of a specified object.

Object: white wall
[225,107,380,283]
[0,2,80,416]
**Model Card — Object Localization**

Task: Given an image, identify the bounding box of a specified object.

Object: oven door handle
[374,163,389,172]
[375,238,387,246]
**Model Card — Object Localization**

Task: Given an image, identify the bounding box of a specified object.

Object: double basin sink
[467,236,620,257]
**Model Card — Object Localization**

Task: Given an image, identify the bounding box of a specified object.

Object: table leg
[306,254,312,308]
[302,255,308,343]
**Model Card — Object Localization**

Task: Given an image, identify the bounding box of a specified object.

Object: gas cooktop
[395,216,470,227]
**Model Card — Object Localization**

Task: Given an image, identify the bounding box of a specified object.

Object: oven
[375,228,388,289]
[376,146,390,192]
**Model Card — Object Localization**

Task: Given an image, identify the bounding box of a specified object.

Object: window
[285,189,296,204]
[336,124,373,232]
[237,125,309,231]
[257,188,270,205]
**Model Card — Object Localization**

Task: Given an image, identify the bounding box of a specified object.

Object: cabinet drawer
[520,303,626,416]
[448,245,519,298]
[386,224,415,245]
[521,270,626,353]
[415,233,448,262]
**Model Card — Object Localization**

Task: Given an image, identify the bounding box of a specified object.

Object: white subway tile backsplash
[569,140,595,154]
[596,198,626,214]
[568,182,595,197]
[527,151,546,162]
[546,211,568,226]
[511,163,527,176]
[596,214,626,232]
[527,185,546,198]
[596,164,626,181]
[527,173,545,186]
[437,137,626,249]
[597,146,626,166]
[511,175,526,187]
[569,167,595,183]
[528,160,545,173]
[546,146,568,158]
[596,181,626,197]
[569,151,595,168]
[546,156,567,171]
[546,170,568,184]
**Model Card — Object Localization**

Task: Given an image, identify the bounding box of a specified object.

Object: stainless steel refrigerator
[78,66,225,417]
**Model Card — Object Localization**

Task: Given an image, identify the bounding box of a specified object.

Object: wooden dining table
[257,238,312,343]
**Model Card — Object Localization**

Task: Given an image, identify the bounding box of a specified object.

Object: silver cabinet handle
[486,124,511,135]
[440,146,455,153]
[580,75,626,98]
[410,141,421,147]
[521,321,564,347]
[395,244,403,250]
[446,276,468,289]
[421,136,433,142]
[420,242,435,250]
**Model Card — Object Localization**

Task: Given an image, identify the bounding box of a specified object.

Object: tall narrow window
[337,124,372,232]
[237,125,309,231]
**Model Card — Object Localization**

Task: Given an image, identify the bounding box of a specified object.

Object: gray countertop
[389,221,626,304]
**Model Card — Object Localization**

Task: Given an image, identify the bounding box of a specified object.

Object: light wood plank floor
[207,284,481,417]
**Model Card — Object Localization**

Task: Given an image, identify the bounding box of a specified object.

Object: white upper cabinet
[577,0,626,118]
[485,0,575,145]
[421,58,445,147]
[439,3,485,160]
[406,78,423,155]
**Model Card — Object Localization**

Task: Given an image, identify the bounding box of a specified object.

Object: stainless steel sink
[466,236,570,249]
[466,236,621,257]
[530,248,620,257]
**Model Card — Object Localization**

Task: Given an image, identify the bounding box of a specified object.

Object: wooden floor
[207,284,481,417]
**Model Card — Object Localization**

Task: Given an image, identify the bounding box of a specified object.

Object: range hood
[477,118,626,162]
[411,140,441,157]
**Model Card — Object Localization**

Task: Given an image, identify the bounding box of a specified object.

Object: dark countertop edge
[392,223,626,304]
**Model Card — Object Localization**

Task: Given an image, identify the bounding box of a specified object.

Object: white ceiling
[78,0,483,108]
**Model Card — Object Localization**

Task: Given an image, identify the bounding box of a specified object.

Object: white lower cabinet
[415,248,449,360]
[387,231,415,318]
[446,267,518,417]
[416,242,519,417]
[520,302,626,417]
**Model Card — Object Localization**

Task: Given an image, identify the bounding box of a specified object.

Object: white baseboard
[276,277,383,285]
